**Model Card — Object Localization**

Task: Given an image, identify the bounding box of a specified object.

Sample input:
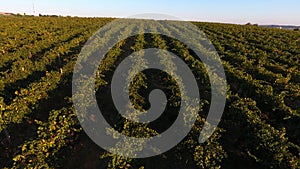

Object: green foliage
[12,107,81,168]
[0,16,299,168]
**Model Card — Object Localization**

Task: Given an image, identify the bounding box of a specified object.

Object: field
[0,15,299,168]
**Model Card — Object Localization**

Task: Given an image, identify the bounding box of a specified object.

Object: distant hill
[260,25,300,30]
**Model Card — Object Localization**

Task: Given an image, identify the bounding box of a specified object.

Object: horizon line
[1,11,299,27]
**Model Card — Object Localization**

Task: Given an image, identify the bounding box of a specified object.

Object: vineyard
[0,15,300,168]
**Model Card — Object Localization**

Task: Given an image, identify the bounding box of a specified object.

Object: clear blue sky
[0,0,299,25]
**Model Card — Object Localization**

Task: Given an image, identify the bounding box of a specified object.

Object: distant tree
[294,28,299,31]
[246,23,258,26]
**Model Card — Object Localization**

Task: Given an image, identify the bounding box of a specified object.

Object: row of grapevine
[198,25,300,145]
[0,16,299,168]
[157,21,300,168]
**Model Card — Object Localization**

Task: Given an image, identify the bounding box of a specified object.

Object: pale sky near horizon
[0,0,299,25]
